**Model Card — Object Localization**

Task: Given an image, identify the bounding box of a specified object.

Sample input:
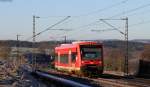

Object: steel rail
[94,77,150,87]
[36,71,91,87]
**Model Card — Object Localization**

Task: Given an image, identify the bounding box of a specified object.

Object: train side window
[71,53,77,63]
[60,54,68,64]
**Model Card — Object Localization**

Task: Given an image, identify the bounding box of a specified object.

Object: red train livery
[55,41,103,74]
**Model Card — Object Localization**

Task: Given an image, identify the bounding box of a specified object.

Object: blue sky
[0,0,150,41]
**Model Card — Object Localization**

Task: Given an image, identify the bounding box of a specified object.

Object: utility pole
[124,17,129,77]
[64,36,67,43]
[33,15,35,43]
[16,34,21,67]
[32,15,35,70]
[32,15,40,70]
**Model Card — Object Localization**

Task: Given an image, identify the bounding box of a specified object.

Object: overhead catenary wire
[60,20,101,38]
[35,0,129,40]
[87,2,150,30]
[25,16,71,41]
[35,16,70,36]
[108,3,150,18]
[67,19,125,40]
[78,2,150,30]
[91,8,150,32]
[53,0,129,39]
[91,28,117,32]
[126,9,150,18]
[91,1,150,35]
[26,1,150,41]
[129,20,150,28]
[73,0,128,17]
[92,19,150,33]
[72,19,124,39]
[69,2,150,40]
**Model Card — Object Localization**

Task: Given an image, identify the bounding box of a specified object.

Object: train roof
[55,41,102,50]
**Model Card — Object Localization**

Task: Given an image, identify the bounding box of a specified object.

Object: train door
[71,52,77,71]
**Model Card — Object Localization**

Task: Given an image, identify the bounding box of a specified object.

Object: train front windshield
[80,45,102,60]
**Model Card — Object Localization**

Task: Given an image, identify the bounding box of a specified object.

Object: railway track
[35,70,150,87]
[20,64,150,87]
[34,71,93,87]
[78,74,150,87]
[93,77,150,87]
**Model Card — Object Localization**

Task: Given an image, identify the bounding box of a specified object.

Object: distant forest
[0,40,147,51]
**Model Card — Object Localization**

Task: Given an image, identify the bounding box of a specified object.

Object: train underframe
[55,64,103,77]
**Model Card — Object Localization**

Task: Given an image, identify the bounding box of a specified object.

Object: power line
[35,16,70,36]
[34,1,150,41]
[26,16,71,41]
[76,3,150,39]
[109,3,150,18]
[37,16,68,19]
[72,2,150,36]
[126,9,150,18]
[61,20,101,38]
[91,28,117,32]
[70,2,150,38]
[129,20,150,28]
[91,19,150,33]
[61,1,150,39]
[72,2,150,40]
[74,0,128,17]
[36,0,129,39]
[46,0,128,39]
[67,17,150,40]
[26,29,71,41]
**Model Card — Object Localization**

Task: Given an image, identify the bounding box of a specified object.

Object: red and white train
[55,41,103,75]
